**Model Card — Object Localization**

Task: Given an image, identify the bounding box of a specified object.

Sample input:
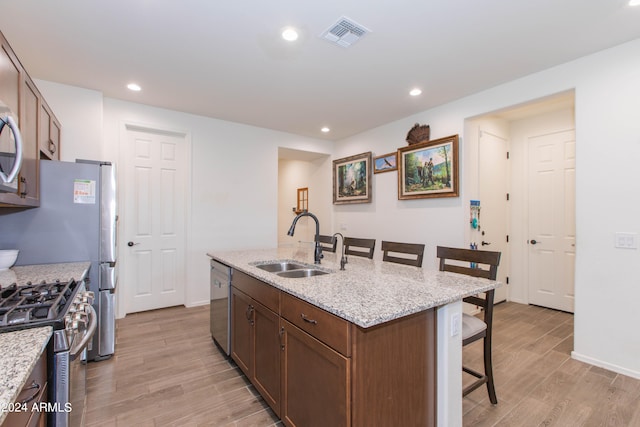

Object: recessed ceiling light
[409,88,422,96]
[282,28,299,41]
[630,0,640,5]
[321,127,330,133]
[127,83,141,92]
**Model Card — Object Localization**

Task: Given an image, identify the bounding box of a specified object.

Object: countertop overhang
[208,247,499,328]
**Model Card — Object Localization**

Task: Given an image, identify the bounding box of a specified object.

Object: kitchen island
[208,247,499,427]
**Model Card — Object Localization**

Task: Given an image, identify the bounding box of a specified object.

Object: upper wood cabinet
[0,30,62,207]
[39,100,60,160]
[19,75,40,203]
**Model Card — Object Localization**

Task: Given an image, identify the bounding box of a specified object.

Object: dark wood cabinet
[0,30,61,208]
[231,272,281,416]
[39,101,60,161]
[280,318,350,427]
[18,75,40,203]
[3,349,48,427]
[230,271,437,427]
[230,286,252,374]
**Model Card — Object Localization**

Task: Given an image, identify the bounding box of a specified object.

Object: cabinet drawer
[233,270,279,313]
[281,292,351,356]
[4,350,47,427]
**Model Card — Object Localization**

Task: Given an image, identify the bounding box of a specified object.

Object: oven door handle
[71,306,98,358]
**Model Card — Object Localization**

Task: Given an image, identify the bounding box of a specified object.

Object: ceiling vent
[320,16,371,48]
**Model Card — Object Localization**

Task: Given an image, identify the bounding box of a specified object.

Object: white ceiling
[1,1,638,140]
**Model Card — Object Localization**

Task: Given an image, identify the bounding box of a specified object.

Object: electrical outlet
[615,232,638,249]
[450,313,461,337]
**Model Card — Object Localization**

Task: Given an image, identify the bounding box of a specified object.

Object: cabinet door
[230,287,253,376]
[0,35,20,117]
[38,101,60,160]
[253,300,281,416]
[280,319,350,427]
[50,116,61,160]
[19,76,39,202]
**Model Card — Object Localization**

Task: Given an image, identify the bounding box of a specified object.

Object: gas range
[0,280,91,335]
[0,279,96,426]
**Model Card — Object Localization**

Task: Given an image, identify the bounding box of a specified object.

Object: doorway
[472,92,576,312]
[277,148,332,248]
[120,123,189,314]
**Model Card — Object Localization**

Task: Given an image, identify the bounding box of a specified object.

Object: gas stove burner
[0,279,80,330]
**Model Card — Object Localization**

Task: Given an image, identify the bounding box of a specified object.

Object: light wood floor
[85,302,640,426]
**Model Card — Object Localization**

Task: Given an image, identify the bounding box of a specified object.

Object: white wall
[335,38,640,378]
[33,80,103,162]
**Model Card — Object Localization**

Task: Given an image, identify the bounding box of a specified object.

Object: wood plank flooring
[85,305,281,426]
[462,303,640,427]
[85,302,640,426]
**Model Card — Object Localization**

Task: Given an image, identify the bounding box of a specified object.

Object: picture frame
[333,151,372,204]
[373,152,398,174]
[397,134,459,200]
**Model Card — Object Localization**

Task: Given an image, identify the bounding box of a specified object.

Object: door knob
[481,241,491,246]
[530,239,537,245]
[127,241,139,247]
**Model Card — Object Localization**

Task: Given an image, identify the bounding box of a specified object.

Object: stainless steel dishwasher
[210,259,232,355]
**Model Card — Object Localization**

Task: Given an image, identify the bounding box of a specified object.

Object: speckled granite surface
[0,327,52,423]
[0,262,90,287]
[208,247,500,328]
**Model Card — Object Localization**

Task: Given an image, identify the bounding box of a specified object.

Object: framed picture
[373,152,398,174]
[397,134,459,200]
[333,152,372,204]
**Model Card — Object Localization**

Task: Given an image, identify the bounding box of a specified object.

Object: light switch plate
[615,232,638,249]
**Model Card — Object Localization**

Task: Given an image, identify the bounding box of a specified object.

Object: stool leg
[484,336,497,404]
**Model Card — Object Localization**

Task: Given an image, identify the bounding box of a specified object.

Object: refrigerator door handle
[100,163,118,263]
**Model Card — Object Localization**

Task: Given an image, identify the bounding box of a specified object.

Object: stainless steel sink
[256,261,307,273]
[277,269,329,278]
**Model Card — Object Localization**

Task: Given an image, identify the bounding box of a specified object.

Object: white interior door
[122,125,187,313]
[478,130,509,303]
[528,129,575,312]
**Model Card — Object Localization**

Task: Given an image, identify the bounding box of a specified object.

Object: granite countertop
[0,327,52,424]
[0,262,90,287]
[208,247,500,328]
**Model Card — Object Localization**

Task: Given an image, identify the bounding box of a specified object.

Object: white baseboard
[186,299,209,308]
[571,351,640,380]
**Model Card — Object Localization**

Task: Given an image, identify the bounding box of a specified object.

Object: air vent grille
[321,16,371,48]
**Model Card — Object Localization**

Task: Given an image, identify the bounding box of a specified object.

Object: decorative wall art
[405,123,431,145]
[397,134,459,200]
[333,152,372,204]
[373,152,397,174]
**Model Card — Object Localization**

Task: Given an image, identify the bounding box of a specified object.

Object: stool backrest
[343,237,376,259]
[381,241,425,267]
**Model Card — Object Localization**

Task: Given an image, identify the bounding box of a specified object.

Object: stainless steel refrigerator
[0,159,117,361]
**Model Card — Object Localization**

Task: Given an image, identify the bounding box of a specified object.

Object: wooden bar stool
[436,246,501,404]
